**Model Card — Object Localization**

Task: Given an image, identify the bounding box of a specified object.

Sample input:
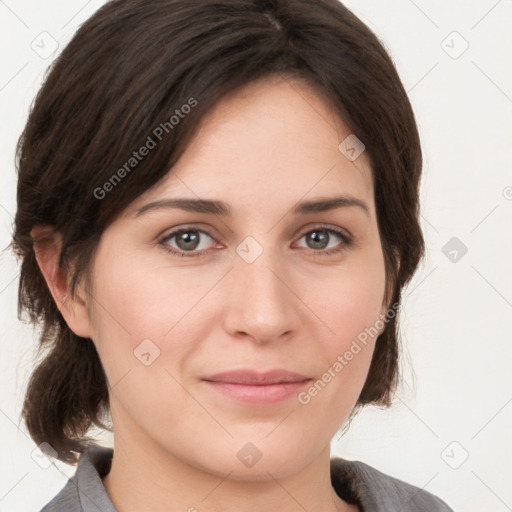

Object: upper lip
[202,369,311,385]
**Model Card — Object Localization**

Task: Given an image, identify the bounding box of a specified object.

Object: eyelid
[292,222,353,242]
[158,223,223,246]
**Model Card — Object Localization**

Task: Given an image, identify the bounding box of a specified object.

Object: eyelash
[158,225,353,258]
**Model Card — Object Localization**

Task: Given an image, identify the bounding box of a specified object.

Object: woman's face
[85,76,390,479]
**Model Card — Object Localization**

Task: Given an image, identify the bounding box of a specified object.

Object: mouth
[201,369,313,405]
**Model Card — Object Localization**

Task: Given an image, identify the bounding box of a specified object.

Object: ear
[31,225,93,339]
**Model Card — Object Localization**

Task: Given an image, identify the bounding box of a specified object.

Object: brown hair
[10,0,424,464]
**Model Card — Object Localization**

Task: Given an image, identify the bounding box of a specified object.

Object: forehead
[129,76,374,218]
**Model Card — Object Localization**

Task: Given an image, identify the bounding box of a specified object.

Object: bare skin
[33,75,392,512]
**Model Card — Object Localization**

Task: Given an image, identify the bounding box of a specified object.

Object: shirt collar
[75,444,117,512]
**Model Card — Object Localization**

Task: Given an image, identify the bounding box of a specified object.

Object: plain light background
[1,1,511,511]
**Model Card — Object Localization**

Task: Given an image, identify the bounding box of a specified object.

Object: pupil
[178,231,199,250]
[309,230,328,249]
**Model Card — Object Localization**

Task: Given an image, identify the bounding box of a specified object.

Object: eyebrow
[135,195,370,218]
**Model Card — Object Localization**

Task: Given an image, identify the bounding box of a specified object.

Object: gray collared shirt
[39,444,453,511]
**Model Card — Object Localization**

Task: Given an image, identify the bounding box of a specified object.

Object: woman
[11,0,453,510]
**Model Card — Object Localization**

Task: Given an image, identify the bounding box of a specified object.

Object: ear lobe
[31,225,93,339]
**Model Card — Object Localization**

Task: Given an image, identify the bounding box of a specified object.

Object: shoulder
[330,457,453,511]
[39,445,116,512]
[39,474,81,512]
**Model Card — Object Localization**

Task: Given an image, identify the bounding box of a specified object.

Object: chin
[214,441,313,481]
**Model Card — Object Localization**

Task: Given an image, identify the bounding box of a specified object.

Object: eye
[158,225,353,258]
[294,226,353,256]
[159,228,216,258]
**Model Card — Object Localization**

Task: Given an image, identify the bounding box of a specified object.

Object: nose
[222,242,300,345]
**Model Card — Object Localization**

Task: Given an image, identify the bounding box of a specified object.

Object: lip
[202,369,313,405]
[203,369,311,385]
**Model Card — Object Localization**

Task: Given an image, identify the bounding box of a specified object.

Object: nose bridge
[224,235,297,342]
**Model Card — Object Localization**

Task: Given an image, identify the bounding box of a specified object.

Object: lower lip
[203,380,312,405]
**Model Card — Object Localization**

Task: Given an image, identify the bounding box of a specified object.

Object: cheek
[303,254,387,347]
[299,253,386,389]
[295,271,385,429]
[91,248,195,338]
[86,247,164,376]
[87,246,218,384]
